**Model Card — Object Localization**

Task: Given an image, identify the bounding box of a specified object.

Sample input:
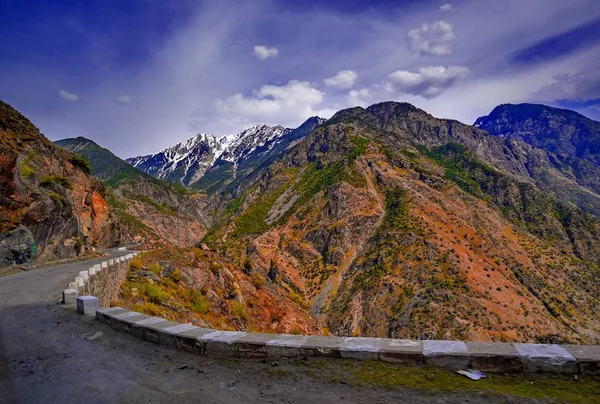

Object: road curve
[0,251,537,404]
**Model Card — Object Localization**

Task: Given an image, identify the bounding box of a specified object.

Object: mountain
[126,134,223,187]
[127,118,326,192]
[55,136,155,186]
[475,103,600,166]
[55,137,209,248]
[189,101,600,344]
[0,101,116,267]
[194,117,326,194]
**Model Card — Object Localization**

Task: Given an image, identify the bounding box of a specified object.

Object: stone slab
[467,342,522,373]
[95,307,128,323]
[108,259,114,265]
[62,289,77,305]
[423,340,470,370]
[91,305,600,375]
[76,296,99,315]
[78,271,89,280]
[379,339,424,364]
[564,345,600,375]
[144,323,197,345]
[101,261,108,268]
[266,335,308,357]
[301,335,344,357]
[201,331,248,355]
[513,343,577,374]
[88,267,96,276]
[143,320,181,344]
[176,327,215,353]
[233,333,274,357]
[340,337,382,360]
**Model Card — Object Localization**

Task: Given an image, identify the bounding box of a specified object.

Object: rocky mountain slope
[120,247,321,335]
[475,103,600,166]
[127,118,326,193]
[55,137,209,248]
[192,102,600,344]
[0,101,116,267]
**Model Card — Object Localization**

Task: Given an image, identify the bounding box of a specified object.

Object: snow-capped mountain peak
[126,133,224,186]
[126,116,326,187]
[219,124,292,163]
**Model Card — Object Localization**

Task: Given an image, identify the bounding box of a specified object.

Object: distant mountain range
[475,103,600,166]
[126,117,326,191]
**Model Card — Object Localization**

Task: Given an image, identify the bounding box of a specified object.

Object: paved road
[0,252,546,404]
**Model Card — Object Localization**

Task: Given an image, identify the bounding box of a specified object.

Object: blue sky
[1,0,600,158]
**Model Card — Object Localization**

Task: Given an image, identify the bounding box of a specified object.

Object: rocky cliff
[0,101,116,266]
[195,102,600,344]
[55,137,209,248]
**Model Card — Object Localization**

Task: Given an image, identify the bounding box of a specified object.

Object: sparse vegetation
[40,175,72,189]
[19,162,35,179]
[70,154,92,174]
[145,283,164,304]
[191,290,210,314]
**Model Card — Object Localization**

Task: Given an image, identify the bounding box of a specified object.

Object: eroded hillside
[191,103,600,343]
[0,101,116,266]
[55,137,209,248]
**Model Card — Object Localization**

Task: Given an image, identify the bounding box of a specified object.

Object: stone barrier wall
[95,306,600,376]
[62,252,139,307]
[63,251,600,376]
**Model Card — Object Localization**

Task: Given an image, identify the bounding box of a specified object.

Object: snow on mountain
[220,124,291,163]
[127,117,326,186]
[126,133,223,186]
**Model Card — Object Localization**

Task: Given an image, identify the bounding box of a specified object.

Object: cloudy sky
[1,0,599,158]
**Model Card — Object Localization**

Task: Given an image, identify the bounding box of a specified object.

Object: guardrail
[62,251,600,376]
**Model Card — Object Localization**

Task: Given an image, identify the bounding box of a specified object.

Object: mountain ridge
[126,117,326,190]
[475,103,600,166]
[55,136,209,248]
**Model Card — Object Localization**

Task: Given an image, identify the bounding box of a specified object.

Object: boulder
[0,226,35,267]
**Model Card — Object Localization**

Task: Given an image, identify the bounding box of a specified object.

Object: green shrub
[191,291,210,314]
[169,269,183,283]
[230,301,247,321]
[19,162,35,179]
[129,256,143,270]
[145,284,164,304]
[74,236,83,254]
[149,262,162,275]
[48,192,63,204]
[70,155,92,174]
[40,175,72,190]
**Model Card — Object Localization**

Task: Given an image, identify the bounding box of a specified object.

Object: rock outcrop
[0,100,116,266]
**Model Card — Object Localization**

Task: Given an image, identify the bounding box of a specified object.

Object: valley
[2,99,600,345]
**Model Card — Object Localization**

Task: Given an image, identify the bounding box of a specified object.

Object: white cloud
[347,88,373,107]
[533,64,600,102]
[324,70,358,90]
[115,94,132,104]
[216,80,332,126]
[388,65,470,98]
[58,89,80,102]
[439,3,454,12]
[253,45,278,60]
[407,20,455,56]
